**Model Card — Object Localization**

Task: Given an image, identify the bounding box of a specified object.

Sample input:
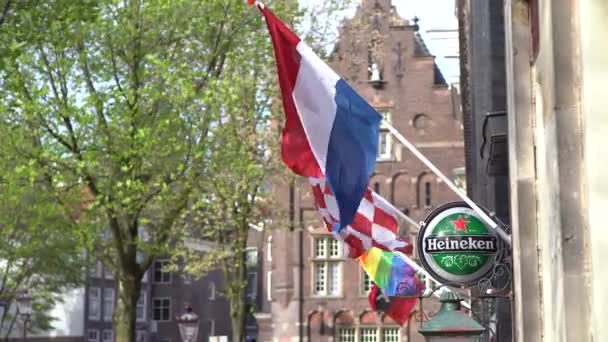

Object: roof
[414,32,432,57]
[434,63,448,86]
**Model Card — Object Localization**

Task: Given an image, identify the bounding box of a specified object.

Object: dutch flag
[260,4,383,230]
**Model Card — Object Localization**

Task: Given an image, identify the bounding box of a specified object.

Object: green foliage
[0,0,352,339]
[0,124,85,336]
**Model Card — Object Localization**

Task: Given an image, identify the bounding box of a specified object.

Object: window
[88,330,99,342]
[360,328,378,342]
[338,328,356,342]
[337,327,400,342]
[247,272,258,299]
[327,263,340,295]
[378,112,392,161]
[90,261,102,278]
[136,292,146,322]
[153,298,171,321]
[412,113,432,132]
[88,287,101,320]
[136,330,147,342]
[246,248,258,266]
[314,262,327,294]
[362,272,373,294]
[104,268,114,279]
[382,328,400,342]
[103,288,114,321]
[424,181,432,207]
[267,271,273,301]
[153,260,171,283]
[373,182,380,194]
[312,237,342,296]
[208,282,216,301]
[102,330,113,342]
[314,238,327,258]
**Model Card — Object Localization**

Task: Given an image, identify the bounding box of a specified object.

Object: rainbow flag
[359,247,423,297]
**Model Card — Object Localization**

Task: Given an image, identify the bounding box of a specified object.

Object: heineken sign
[418,202,499,285]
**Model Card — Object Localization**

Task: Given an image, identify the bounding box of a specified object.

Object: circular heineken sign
[417,202,499,286]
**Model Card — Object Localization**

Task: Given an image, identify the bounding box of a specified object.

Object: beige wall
[506,0,600,341]
[580,1,608,341]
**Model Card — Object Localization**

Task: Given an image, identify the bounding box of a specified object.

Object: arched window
[424,181,432,207]
[373,182,380,195]
[412,113,433,135]
[417,172,433,208]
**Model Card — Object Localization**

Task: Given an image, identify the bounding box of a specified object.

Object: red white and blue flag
[260,5,382,230]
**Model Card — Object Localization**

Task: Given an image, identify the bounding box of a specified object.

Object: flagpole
[372,192,420,230]
[383,122,512,247]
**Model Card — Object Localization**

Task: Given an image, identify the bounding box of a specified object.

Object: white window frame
[381,327,401,342]
[88,329,100,342]
[337,327,400,342]
[103,288,115,321]
[362,271,373,295]
[312,236,342,297]
[208,282,216,301]
[102,329,113,342]
[152,297,171,322]
[378,112,393,161]
[360,327,379,342]
[88,287,101,320]
[246,247,258,266]
[153,259,172,284]
[337,327,356,342]
[136,292,146,322]
[267,271,273,302]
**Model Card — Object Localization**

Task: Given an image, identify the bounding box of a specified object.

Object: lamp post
[176,304,199,342]
[16,291,33,342]
[418,291,485,342]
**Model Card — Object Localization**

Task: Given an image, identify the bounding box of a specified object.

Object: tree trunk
[230,287,247,342]
[229,232,249,342]
[114,272,140,342]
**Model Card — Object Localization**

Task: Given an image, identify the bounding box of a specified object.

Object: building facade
[82,256,233,342]
[255,1,465,341]
[80,230,267,342]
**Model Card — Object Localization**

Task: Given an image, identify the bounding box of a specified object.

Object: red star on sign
[451,215,470,233]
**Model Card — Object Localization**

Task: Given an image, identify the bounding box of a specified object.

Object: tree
[0,0,285,340]
[176,2,358,341]
[0,125,85,338]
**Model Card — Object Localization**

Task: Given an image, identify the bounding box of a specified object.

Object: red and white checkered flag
[309,177,413,258]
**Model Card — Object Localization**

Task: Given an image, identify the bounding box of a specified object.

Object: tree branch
[76,39,111,139]
[0,0,12,27]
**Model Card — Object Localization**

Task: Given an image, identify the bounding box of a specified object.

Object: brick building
[80,230,266,342]
[254,1,464,341]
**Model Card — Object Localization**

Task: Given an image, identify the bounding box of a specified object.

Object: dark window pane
[425,181,431,206]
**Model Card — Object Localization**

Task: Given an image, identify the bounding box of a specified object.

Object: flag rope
[383,121,512,246]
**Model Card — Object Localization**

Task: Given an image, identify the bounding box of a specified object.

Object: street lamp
[418,291,485,342]
[16,291,33,342]
[176,304,199,342]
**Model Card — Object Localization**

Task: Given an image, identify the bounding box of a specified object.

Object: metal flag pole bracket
[383,121,512,247]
